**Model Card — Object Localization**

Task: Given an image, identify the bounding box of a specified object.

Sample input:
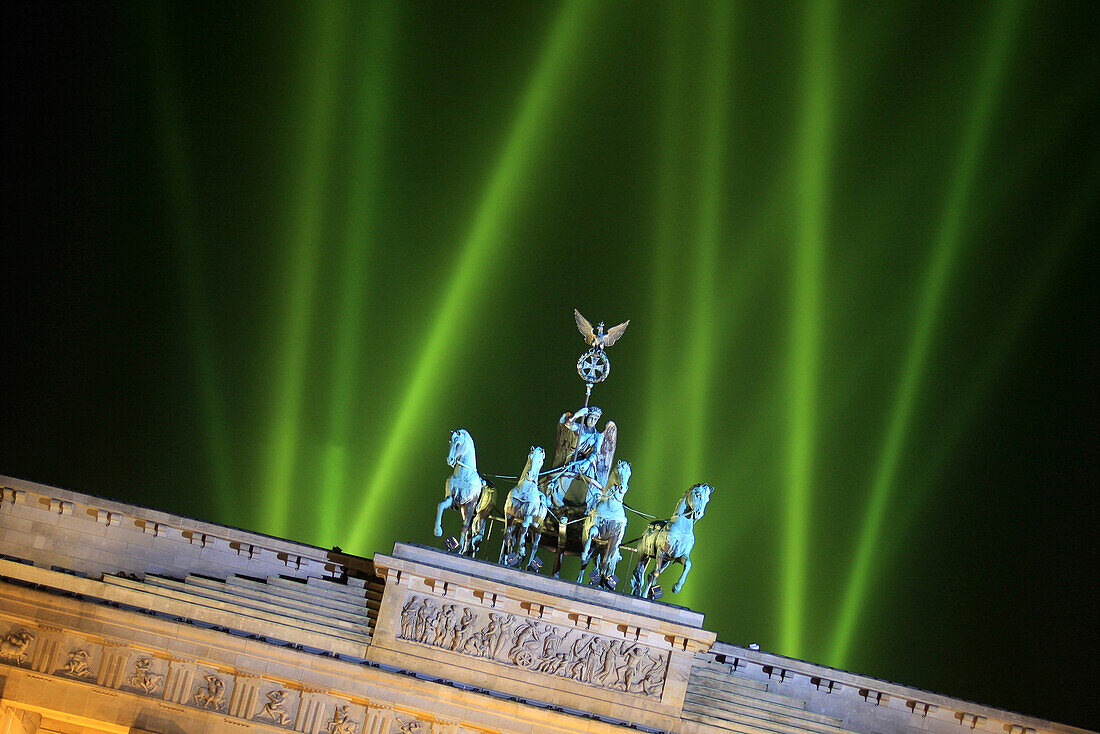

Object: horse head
[522,445,546,482]
[608,460,631,500]
[448,429,473,468]
[683,483,712,519]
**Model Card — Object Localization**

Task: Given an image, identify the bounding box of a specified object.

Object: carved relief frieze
[325,704,360,734]
[0,629,34,665]
[0,620,431,734]
[192,671,228,711]
[398,593,668,699]
[256,688,294,727]
[126,657,164,694]
[397,718,427,734]
[60,648,95,679]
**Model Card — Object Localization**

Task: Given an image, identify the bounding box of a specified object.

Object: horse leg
[524,523,542,571]
[673,555,692,594]
[472,485,493,550]
[465,503,481,556]
[630,555,649,596]
[590,544,611,587]
[603,528,625,586]
[602,547,622,588]
[470,507,486,552]
[459,504,476,555]
[576,528,595,584]
[434,496,454,537]
[517,517,532,558]
[550,517,567,578]
[499,520,513,564]
[647,551,673,599]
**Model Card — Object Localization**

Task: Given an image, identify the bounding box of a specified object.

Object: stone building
[0,475,1092,734]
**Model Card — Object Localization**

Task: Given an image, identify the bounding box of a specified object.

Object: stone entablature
[398,592,669,699]
[1,476,1095,734]
[0,477,343,583]
[681,642,1094,734]
[371,543,717,732]
[1,572,633,734]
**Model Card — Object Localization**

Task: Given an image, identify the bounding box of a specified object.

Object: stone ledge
[388,542,706,630]
[698,643,1097,734]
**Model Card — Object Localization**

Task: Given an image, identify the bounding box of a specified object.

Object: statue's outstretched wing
[594,421,617,486]
[575,309,595,346]
[603,320,630,348]
[552,412,578,469]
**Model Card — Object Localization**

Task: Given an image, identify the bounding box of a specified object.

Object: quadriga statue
[630,483,713,598]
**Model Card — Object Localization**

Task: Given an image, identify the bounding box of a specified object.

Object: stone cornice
[705,641,1095,734]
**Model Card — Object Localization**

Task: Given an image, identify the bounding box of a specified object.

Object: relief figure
[193,674,226,710]
[0,630,34,665]
[258,689,292,726]
[62,649,94,678]
[396,595,665,698]
[127,657,163,693]
[325,704,358,734]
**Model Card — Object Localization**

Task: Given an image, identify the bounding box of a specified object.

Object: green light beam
[144,3,235,523]
[682,0,733,483]
[347,0,599,551]
[782,0,836,658]
[828,0,1026,667]
[259,1,349,536]
[637,4,690,510]
[315,1,399,541]
[675,0,734,611]
[896,169,1100,549]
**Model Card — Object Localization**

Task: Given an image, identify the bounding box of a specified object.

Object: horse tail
[639,519,666,558]
[478,482,497,516]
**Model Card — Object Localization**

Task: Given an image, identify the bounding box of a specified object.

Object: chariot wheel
[513,650,536,669]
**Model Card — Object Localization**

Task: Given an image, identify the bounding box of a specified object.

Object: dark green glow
[683,1,732,482]
[8,2,1096,727]
[782,0,835,657]
[347,0,599,551]
[315,2,399,539]
[828,0,1025,667]
[262,1,350,536]
[895,168,1100,552]
[145,4,235,525]
[637,6,689,512]
[676,1,734,611]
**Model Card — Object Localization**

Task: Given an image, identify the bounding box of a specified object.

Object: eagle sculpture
[574,309,629,351]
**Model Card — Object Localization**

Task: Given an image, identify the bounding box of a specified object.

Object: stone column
[96,641,129,688]
[431,717,464,734]
[228,672,261,719]
[363,702,395,734]
[29,625,63,674]
[163,657,195,704]
[294,689,327,734]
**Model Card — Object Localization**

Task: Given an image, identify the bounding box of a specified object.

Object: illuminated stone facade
[0,475,1092,734]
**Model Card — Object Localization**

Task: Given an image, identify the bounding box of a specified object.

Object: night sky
[2,2,1098,729]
